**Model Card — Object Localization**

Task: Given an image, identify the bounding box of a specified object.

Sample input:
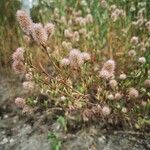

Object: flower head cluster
[144,79,150,88]
[99,59,115,80]
[110,7,126,22]
[15,97,26,108]
[12,47,26,74]
[22,81,35,92]
[31,23,48,46]
[102,105,111,116]
[128,88,139,99]
[44,23,55,37]
[16,10,33,35]
[60,49,90,68]
[62,41,72,51]
[100,0,108,8]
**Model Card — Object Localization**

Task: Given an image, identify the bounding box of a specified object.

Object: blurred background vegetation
[0,0,150,69]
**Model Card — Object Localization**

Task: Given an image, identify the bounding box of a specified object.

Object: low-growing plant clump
[13,0,150,131]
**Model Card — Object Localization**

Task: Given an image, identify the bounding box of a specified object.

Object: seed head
[60,58,70,66]
[22,81,35,92]
[81,52,91,61]
[15,97,26,108]
[12,47,25,61]
[128,88,139,99]
[144,79,150,88]
[109,79,118,89]
[119,73,127,80]
[31,23,48,46]
[12,61,26,74]
[44,23,55,36]
[16,10,33,35]
[138,57,146,64]
[102,106,111,116]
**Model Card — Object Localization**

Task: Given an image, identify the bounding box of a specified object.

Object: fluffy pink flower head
[115,92,122,100]
[81,52,91,61]
[12,61,26,74]
[144,79,150,88]
[69,49,81,59]
[25,72,33,81]
[31,23,48,46]
[72,31,79,42]
[99,69,113,80]
[103,59,115,72]
[69,49,84,67]
[100,59,115,80]
[44,23,55,36]
[86,14,93,24]
[102,106,111,116]
[109,79,118,89]
[60,58,70,66]
[62,41,72,50]
[12,47,25,61]
[128,88,139,99]
[15,97,26,108]
[16,10,33,35]
[64,29,73,38]
[22,81,35,92]
[130,36,139,45]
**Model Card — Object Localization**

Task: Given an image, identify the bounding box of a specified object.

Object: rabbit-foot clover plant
[13,0,150,130]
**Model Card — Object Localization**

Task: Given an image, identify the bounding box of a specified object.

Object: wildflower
[68,49,86,67]
[128,50,136,57]
[44,23,55,36]
[68,20,73,26]
[12,61,26,74]
[22,105,32,114]
[111,12,118,22]
[99,70,112,80]
[119,73,127,80]
[144,79,150,88]
[15,97,26,108]
[99,59,115,80]
[62,41,72,50]
[60,96,66,101]
[12,47,25,61]
[22,81,35,92]
[128,88,139,99]
[72,31,79,42]
[25,72,33,81]
[16,10,33,35]
[60,16,66,24]
[79,28,87,36]
[130,36,139,45]
[121,107,127,113]
[79,18,87,26]
[145,21,150,32]
[110,5,117,12]
[103,59,115,73]
[140,47,146,52]
[23,35,30,44]
[100,0,108,8]
[115,93,122,100]
[86,14,93,24]
[109,79,118,89]
[102,106,111,116]
[60,58,70,66]
[64,29,73,38]
[31,23,48,46]
[69,49,81,59]
[81,52,91,61]
[138,57,146,64]
[107,94,114,100]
